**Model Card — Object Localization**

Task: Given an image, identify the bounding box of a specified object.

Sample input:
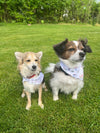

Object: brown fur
[78,42,84,50]
[17,52,41,72]
[53,38,92,59]
[62,41,77,59]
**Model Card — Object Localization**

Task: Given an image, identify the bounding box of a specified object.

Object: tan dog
[15,51,47,110]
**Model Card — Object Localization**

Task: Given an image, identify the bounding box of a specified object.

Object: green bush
[0,0,100,24]
[97,14,100,24]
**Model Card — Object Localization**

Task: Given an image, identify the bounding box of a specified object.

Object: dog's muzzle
[79,52,85,58]
[79,52,85,61]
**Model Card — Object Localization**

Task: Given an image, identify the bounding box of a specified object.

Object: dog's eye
[26,60,31,62]
[68,48,75,51]
[35,59,38,62]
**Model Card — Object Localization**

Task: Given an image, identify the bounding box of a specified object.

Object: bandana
[60,61,84,80]
[22,72,44,84]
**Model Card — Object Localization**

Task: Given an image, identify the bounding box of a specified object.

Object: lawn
[0,23,100,133]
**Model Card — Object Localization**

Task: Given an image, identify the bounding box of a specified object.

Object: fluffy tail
[45,63,56,73]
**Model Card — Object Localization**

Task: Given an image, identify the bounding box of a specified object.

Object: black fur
[54,65,69,76]
[79,39,92,53]
[42,77,45,84]
[53,39,68,56]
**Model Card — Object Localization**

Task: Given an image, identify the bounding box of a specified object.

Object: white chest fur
[23,82,41,93]
[50,71,84,94]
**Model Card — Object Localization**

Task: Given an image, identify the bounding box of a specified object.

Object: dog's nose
[79,52,85,57]
[32,65,36,70]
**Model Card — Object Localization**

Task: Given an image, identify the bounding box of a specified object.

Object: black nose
[32,65,36,70]
[79,52,85,58]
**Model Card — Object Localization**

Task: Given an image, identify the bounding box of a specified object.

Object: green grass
[0,23,100,133]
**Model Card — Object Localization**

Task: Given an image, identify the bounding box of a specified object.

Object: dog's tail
[45,63,56,73]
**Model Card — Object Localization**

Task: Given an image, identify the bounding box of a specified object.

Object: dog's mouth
[31,68,36,71]
[77,58,84,62]
[79,56,86,61]
[71,57,84,63]
[31,69,36,71]
[76,59,84,62]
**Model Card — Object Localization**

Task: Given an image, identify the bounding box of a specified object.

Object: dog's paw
[72,95,77,100]
[53,96,59,101]
[21,93,25,98]
[38,103,44,109]
[44,88,48,92]
[40,104,44,109]
[26,105,31,110]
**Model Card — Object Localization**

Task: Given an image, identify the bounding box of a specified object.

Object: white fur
[38,51,43,59]
[21,92,25,98]
[23,82,41,93]
[45,63,56,73]
[19,63,40,78]
[15,52,24,61]
[50,71,84,101]
[46,40,85,101]
[73,41,79,47]
[69,49,85,63]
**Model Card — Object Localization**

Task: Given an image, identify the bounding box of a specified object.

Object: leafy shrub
[0,0,100,24]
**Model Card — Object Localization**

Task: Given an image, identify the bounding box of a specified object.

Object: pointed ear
[79,38,88,45]
[85,45,92,53]
[15,52,24,61]
[79,38,92,53]
[53,38,68,57]
[36,51,43,60]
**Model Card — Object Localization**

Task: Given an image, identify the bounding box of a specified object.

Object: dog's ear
[79,38,92,53]
[36,51,43,60]
[84,45,92,53]
[15,52,24,62]
[53,38,68,57]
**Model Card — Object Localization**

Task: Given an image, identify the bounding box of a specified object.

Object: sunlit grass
[0,23,100,133]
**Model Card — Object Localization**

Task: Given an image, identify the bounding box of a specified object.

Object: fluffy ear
[79,38,92,53]
[79,38,88,45]
[85,45,92,53]
[36,51,43,60]
[15,52,24,61]
[53,38,68,57]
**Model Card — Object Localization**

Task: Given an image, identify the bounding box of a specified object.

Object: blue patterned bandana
[60,61,84,80]
[23,72,44,84]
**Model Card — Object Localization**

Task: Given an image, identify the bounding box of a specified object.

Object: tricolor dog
[15,51,47,110]
[46,38,92,101]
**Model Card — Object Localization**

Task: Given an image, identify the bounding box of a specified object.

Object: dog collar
[27,74,36,79]
[60,61,84,80]
[23,72,44,84]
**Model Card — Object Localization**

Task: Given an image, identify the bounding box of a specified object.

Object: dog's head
[15,51,43,73]
[53,38,92,63]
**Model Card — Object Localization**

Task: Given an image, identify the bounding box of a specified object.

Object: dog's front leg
[38,85,44,109]
[43,82,48,91]
[72,88,82,100]
[25,91,31,110]
[52,87,59,101]
[21,89,26,98]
